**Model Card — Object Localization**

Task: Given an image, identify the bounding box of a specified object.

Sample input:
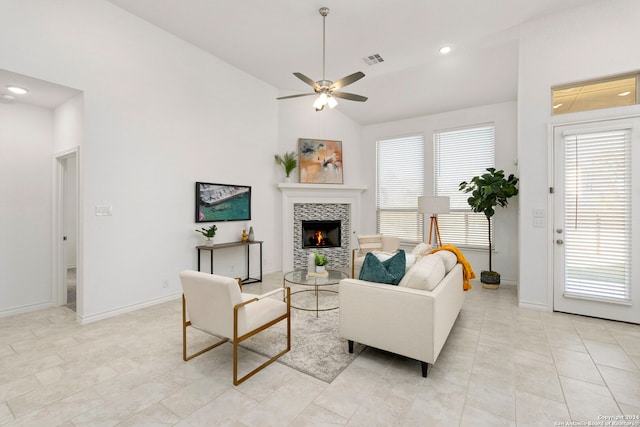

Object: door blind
[563,129,632,302]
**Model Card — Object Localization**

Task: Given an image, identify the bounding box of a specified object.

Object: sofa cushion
[357,234,383,256]
[398,254,445,291]
[359,250,406,285]
[433,250,457,273]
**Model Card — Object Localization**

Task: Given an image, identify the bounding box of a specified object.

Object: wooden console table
[196,240,263,284]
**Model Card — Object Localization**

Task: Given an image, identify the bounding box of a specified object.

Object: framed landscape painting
[196,182,251,222]
[298,138,343,184]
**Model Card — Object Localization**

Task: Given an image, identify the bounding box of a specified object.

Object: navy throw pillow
[358,250,406,285]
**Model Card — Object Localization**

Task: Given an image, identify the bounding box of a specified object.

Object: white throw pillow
[411,242,433,260]
[433,250,457,273]
[371,250,396,262]
[358,234,383,256]
[405,253,416,271]
[398,254,446,291]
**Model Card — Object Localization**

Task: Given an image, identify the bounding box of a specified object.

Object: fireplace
[302,220,341,248]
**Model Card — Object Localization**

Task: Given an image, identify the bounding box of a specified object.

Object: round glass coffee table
[283,269,348,317]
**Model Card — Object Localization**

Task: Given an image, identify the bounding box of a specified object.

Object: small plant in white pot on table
[314,252,328,273]
[196,224,217,246]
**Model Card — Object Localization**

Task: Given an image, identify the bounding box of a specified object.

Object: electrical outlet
[162,280,169,288]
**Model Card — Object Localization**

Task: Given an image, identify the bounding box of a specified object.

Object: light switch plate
[95,205,113,216]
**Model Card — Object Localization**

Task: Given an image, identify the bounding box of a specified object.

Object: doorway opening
[54,149,78,312]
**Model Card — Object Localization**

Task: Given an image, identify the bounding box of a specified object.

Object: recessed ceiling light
[439,46,452,55]
[618,91,631,96]
[553,103,563,109]
[7,86,28,95]
[1,94,16,101]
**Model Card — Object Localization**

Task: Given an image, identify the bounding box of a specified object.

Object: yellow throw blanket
[429,244,475,291]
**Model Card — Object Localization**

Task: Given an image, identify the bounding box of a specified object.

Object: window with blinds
[434,125,495,248]
[376,135,425,242]
[563,129,631,302]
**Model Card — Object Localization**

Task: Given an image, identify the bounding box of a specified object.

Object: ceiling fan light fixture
[277,6,367,110]
[313,93,327,110]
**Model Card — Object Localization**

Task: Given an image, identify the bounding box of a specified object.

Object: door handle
[556,239,564,245]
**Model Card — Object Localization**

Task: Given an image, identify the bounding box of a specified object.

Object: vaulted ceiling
[2,1,599,124]
[105,0,598,125]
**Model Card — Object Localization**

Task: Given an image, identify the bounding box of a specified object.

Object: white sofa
[339,256,465,377]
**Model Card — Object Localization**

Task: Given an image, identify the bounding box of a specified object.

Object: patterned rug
[241,285,365,383]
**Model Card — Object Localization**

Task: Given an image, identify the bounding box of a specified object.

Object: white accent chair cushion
[357,234,384,255]
[352,235,401,278]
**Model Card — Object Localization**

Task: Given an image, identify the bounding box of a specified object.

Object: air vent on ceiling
[363,54,384,66]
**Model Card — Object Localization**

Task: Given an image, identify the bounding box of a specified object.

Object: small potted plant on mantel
[459,168,519,288]
[274,151,297,182]
[314,252,328,273]
[195,224,217,247]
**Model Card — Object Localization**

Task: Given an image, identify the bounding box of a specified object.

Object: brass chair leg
[232,287,291,385]
[182,294,228,361]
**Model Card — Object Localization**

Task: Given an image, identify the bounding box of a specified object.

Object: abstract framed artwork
[298,138,343,184]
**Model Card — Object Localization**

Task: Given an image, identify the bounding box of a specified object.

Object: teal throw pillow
[358,250,406,285]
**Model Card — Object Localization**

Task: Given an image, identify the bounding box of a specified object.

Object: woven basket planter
[481,270,500,288]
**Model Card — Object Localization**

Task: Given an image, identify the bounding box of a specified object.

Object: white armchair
[180,270,290,385]
[351,234,401,278]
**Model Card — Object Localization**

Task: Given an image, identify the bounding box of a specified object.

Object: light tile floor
[1,273,639,426]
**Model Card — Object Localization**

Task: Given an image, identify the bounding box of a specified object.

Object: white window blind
[434,125,495,248]
[376,135,425,242]
[563,129,631,302]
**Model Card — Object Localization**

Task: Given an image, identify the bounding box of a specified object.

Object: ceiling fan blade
[332,91,368,102]
[331,72,365,90]
[293,73,320,90]
[277,93,316,100]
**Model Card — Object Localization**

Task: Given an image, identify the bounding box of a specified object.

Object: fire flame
[314,230,325,246]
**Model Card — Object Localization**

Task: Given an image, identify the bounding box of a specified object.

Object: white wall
[517,0,640,309]
[362,101,519,283]
[0,102,54,314]
[0,0,280,322]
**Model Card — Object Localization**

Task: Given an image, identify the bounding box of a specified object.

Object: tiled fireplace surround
[278,183,366,272]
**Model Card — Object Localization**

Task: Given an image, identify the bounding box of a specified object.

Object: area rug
[241,286,364,383]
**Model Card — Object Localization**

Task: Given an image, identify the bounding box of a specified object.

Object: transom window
[552,72,639,115]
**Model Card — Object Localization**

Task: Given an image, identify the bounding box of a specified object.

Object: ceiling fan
[277,7,367,111]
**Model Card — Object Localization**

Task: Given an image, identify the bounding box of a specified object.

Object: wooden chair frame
[182,286,291,385]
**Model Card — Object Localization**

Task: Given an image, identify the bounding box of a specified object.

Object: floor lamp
[418,196,450,247]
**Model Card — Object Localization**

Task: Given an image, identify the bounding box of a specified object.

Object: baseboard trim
[518,300,550,311]
[0,301,52,318]
[78,292,182,325]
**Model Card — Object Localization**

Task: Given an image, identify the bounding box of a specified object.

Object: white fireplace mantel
[278,183,367,271]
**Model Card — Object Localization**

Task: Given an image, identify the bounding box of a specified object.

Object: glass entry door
[552,117,639,323]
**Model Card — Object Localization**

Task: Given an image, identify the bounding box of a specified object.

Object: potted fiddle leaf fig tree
[274,151,297,182]
[459,168,519,288]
